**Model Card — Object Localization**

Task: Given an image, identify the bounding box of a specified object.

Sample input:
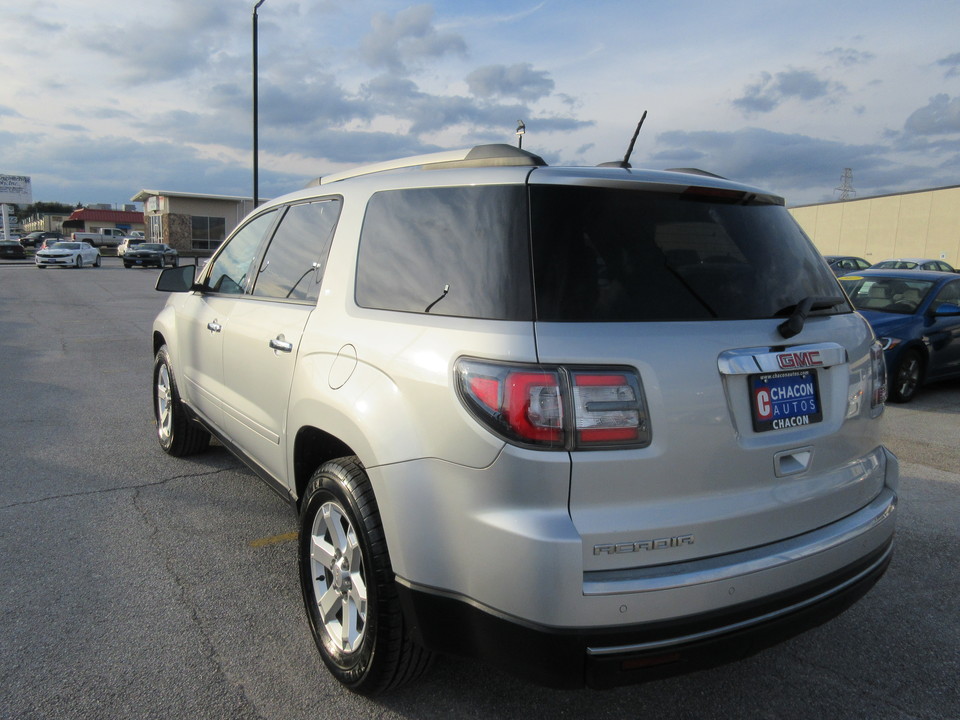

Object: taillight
[456,359,650,450]
[870,340,888,409]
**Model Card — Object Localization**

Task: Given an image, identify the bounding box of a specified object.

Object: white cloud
[1,1,959,207]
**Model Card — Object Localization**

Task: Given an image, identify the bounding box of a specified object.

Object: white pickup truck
[71,227,128,247]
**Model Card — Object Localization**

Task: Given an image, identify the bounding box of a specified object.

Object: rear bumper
[398,537,892,689]
[396,480,897,689]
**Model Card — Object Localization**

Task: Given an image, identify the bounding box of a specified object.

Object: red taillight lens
[456,359,649,450]
[505,372,564,443]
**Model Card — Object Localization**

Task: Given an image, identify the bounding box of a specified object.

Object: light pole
[252,0,266,208]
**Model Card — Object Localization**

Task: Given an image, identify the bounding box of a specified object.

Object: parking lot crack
[0,468,236,511]
[130,483,269,720]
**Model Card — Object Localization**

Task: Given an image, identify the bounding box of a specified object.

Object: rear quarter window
[355,186,532,320]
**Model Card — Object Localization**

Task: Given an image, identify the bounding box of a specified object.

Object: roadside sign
[0,174,32,205]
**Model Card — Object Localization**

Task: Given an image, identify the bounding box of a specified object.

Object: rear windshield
[530,184,847,321]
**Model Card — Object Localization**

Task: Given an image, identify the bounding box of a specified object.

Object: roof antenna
[516,119,525,149]
[598,111,647,168]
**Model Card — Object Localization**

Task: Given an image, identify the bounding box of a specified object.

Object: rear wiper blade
[777,296,846,339]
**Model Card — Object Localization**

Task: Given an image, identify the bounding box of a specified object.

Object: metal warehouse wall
[789,185,960,268]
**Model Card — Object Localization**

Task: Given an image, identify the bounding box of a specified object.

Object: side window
[355,186,532,320]
[205,211,277,294]
[930,280,960,312]
[252,198,341,302]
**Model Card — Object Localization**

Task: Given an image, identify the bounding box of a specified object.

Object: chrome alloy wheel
[309,501,368,654]
[156,362,173,443]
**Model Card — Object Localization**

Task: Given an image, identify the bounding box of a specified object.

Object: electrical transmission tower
[835,168,856,200]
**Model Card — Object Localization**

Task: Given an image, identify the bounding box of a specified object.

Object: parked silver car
[152,144,898,694]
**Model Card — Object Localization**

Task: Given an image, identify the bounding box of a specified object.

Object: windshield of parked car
[872,260,918,270]
[52,242,80,249]
[139,244,165,251]
[839,276,935,314]
[529,184,849,321]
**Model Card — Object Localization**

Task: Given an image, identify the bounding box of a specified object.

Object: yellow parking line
[249,531,299,548]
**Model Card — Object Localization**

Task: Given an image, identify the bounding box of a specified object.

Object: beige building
[131,190,260,255]
[789,185,960,268]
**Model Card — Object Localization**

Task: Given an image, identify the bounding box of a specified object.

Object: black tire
[889,349,924,403]
[75,256,83,268]
[124,263,132,269]
[172,257,179,268]
[153,345,210,455]
[94,255,101,268]
[299,457,432,695]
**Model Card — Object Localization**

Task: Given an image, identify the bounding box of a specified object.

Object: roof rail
[664,167,726,179]
[307,144,546,187]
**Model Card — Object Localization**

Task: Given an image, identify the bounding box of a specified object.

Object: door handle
[207,320,222,333]
[269,335,293,353]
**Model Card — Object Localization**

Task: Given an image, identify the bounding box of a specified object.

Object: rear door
[219,198,341,482]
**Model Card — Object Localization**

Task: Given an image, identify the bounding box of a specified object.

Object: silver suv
[152,144,898,694]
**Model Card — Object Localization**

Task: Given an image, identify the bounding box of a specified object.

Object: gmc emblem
[777,350,823,369]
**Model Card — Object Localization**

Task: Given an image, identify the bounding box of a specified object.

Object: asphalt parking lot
[1,256,958,720]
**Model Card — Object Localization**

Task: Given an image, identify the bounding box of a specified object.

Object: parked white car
[35,241,101,269]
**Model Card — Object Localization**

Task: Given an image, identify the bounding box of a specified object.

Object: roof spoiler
[306,144,546,187]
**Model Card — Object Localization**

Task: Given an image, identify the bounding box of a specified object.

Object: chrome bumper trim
[587,539,892,656]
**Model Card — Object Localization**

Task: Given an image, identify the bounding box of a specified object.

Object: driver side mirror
[932,302,960,317]
[155,264,199,293]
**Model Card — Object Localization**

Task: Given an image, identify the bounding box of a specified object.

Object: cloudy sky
[1,0,959,209]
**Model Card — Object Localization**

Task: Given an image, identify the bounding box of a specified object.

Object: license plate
[750,370,822,432]
[134,259,143,264]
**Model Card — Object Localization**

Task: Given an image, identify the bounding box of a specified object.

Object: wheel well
[153,331,166,357]
[293,426,355,508]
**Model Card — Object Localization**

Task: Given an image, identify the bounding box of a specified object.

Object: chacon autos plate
[750,369,822,432]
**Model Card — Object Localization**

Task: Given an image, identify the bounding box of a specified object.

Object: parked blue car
[839,269,960,402]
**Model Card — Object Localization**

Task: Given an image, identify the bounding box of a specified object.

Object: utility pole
[835,168,856,200]
[253,0,266,209]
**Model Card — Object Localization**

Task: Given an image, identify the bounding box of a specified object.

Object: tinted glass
[530,185,846,321]
[929,279,960,312]
[356,186,532,320]
[253,199,341,302]
[206,210,277,294]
